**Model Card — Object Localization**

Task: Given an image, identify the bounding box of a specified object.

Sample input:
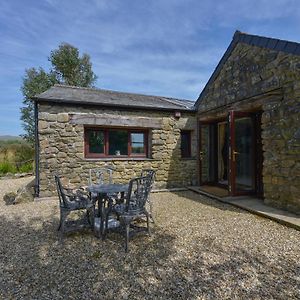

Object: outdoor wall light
[174,111,181,118]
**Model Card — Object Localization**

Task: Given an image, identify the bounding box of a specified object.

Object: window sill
[83,157,159,162]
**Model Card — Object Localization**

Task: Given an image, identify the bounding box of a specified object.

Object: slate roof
[34,84,195,111]
[194,30,300,108]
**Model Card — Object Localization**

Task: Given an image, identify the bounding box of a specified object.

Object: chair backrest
[140,169,156,188]
[125,175,152,213]
[89,167,114,186]
[54,175,72,208]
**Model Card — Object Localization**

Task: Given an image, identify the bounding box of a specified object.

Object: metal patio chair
[141,169,156,222]
[55,175,95,235]
[110,175,152,252]
[88,167,114,186]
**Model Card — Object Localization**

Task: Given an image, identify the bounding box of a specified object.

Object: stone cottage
[34,86,198,197]
[33,31,300,214]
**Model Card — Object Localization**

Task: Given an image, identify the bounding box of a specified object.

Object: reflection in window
[131,133,145,154]
[108,130,128,155]
[88,130,104,153]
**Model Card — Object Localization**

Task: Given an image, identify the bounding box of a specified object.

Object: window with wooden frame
[181,130,192,158]
[85,127,148,158]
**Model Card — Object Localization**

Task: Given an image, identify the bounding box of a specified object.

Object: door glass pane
[235,117,253,191]
[131,133,145,154]
[108,130,128,155]
[88,130,104,153]
[200,125,210,182]
[218,122,229,185]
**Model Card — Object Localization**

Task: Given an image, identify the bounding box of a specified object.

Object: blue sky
[0,0,300,136]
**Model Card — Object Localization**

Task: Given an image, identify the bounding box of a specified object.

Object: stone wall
[197,43,300,214]
[261,84,300,213]
[37,103,198,197]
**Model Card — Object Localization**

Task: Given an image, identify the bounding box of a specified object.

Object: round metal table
[87,183,129,237]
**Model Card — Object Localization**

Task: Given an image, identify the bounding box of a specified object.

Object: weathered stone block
[57,113,69,123]
[38,121,48,130]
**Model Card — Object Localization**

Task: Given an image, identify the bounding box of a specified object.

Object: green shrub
[14,143,34,163]
[18,161,33,173]
[0,141,34,165]
[0,162,17,174]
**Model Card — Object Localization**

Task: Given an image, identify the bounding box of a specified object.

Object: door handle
[232,151,239,162]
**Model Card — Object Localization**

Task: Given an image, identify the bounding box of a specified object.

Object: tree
[20,43,97,143]
[49,43,97,87]
[20,68,57,143]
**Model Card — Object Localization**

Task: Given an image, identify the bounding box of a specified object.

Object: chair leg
[87,210,90,225]
[102,211,109,240]
[87,205,95,229]
[58,208,68,231]
[149,199,155,223]
[57,210,62,231]
[146,213,151,236]
[125,223,130,253]
[59,211,68,234]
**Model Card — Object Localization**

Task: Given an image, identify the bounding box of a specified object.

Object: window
[87,129,105,155]
[85,128,148,158]
[108,130,128,155]
[131,133,145,154]
[181,130,192,158]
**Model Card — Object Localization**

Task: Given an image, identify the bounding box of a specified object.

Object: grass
[18,161,34,173]
[0,162,17,174]
[0,139,34,174]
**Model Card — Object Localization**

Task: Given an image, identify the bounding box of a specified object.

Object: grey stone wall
[37,104,198,197]
[198,43,300,214]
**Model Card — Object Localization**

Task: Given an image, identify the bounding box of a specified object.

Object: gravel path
[0,177,299,299]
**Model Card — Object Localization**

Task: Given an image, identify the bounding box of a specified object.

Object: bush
[0,162,17,174]
[0,141,34,174]
[18,161,33,173]
[14,143,34,163]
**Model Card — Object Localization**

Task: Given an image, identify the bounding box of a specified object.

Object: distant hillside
[0,135,23,141]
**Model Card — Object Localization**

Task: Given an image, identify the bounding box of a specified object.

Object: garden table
[87,183,129,237]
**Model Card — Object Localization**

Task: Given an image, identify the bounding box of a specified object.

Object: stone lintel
[70,114,162,128]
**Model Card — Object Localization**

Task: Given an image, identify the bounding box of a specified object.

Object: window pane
[108,130,128,155]
[131,133,145,154]
[131,133,144,143]
[132,143,144,154]
[181,131,191,157]
[88,130,104,153]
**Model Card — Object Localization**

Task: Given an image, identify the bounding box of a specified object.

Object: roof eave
[194,30,240,109]
[32,97,196,113]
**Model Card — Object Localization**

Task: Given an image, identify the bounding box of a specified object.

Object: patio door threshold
[187,186,225,202]
[187,186,228,201]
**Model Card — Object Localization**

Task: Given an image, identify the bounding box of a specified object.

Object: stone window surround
[84,126,149,158]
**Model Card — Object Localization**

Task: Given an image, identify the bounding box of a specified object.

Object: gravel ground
[0,177,299,300]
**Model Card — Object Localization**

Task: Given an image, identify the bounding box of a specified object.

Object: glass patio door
[229,111,255,195]
[217,121,229,186]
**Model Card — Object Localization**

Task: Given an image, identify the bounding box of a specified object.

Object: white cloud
[1,0,300,134]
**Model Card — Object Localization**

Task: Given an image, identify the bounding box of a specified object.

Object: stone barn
[33,31,300,214]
